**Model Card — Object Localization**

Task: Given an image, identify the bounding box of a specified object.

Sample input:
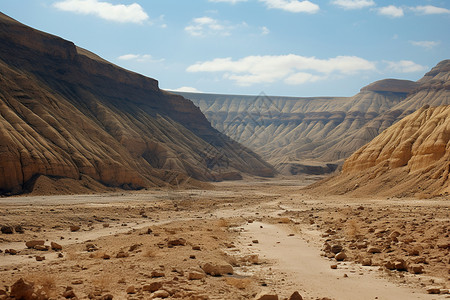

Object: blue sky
[2,0,449,96]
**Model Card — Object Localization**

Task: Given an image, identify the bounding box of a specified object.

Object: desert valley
[0,6,449,300]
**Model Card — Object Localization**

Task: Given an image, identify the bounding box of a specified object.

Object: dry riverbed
[0,177,449,299]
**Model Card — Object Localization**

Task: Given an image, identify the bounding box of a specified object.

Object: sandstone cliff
[308,105,450,198]
[0,13,274,195]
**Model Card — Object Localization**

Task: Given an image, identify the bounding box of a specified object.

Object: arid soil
[0,177,449,299]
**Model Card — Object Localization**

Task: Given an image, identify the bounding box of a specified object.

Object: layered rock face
[178,61,450,175]
[178,79,414,174]
[311,105,450,197]
[0,13,274,195]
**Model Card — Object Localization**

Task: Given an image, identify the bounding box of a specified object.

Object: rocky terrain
[307,105,450,198]
[177,60,450,175]
[0,179,448,299]
[0,13,274,195]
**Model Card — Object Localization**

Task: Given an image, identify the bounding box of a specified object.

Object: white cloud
[261,26,270,35]
[377,5,404,18]
[208,0,247,3]
[170,87,203,93]
[384,60,427,73]
[53,0,149,23]
[411,5,450,15]
[410,40,440,50]
[118,54,163,63]
[259,0,320,13]
[331,0,375,10]
[187,55,375,86]
[185,17,233,37]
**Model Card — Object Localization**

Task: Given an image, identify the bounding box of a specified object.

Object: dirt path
[240,221,437,300]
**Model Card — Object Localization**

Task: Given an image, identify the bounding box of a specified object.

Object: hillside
[0,13,274,195]
[307,105,450,198]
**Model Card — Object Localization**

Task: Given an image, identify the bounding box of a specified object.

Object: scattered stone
[152,290,170,298]
[102,223,110,228]
[63,287,76,298]
[126,286,136,294]
[189,255,196,259]
[367,246,381,254]
[14,225,24,233]
[143,282,162,292]
[51,242,63,251]
[26,240,45,249]
[72,280,83,285]
[34,245,49,251]
[146,228,153,234]
[361,258,372,266]
[35,255,45,261]
[252,240,259,244]
[192,245,201,251]
[335,252,347,261]
[116,251,129,258]
[256,294,278,300]
[202,262,234,276]
[0,226,13,234]
[5,249,17,255]
[151,270,165,278]
[70,225,81,232]
[86,243,98,252]
[101,294,114,300]
[409,264,424,274]
[128,244,141,252]
[188,271,206,280]
[168,238,186,247]
[289,291,303,300]
[10,278,34,299]
[241,254,259,264]
[394,259,407,271]
[426,287,441,294]
[330,245,343,254]
[102,254,111,260]
[330,264,337,269]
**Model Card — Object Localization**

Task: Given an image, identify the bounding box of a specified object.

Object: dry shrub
[217,218,230,228]
[224,277,252,289]
[26,272,57,298]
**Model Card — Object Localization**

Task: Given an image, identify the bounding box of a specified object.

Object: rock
[330,244,343,254]
[188,271,206,280]
[384,261,395,270]
[10,278,34,299]
[330,264,337,269]
[126,286,136,294]
[361,258,372,266]
[241,254,259,264]
[51,242,63,251]
[101,294,113,300]
[128,244,140,252]
[152,290,170,298]
[71,280,83,285]
[426,287,441,294]
[63,288,76,298]
[102,254,111,260]
[252,240,259,244]
[335,252,347,261]
[6,249,17,255]
[168,238,186,247]
[202,262,234,276]
[192,245,201,251]
[14,225,24,233]
[367,246,381,254]
[394,259,407,271]
[86,243,98,252]
[256,294,278,300]
[26,240,45,249]
[151,270,165,278]
[116,251,129,258]
[70,225,81,232]
[1,226,13,234]
[289,291,303,300]
[143,282,162,292]
[35,255,45,261]
[34,244,49,251]
[409,264,424,274]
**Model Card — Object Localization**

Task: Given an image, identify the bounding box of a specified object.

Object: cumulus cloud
[185,17,233,37]
[187,55,375,86]
[53,0,149,23]
[411,5,450,15]
[261,26,270,35]
[331,0,375,10]
[118,54,163,63]
[384,60,427,73]
[377,5,404,18]
[410,40,440,50]
[208,0,247,3]
[259,0,320,13]
[170,87,203,93]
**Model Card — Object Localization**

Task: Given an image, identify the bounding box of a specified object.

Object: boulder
[10,278,34,300]
[26,240,45,249]
[256,294,278,300]
[409,264,424,274]
[1,226,13,234]
[289,291,303,300]
[367,246,381,254]
[51,242,63,251]
[188,271,206,280]
[143,282,162,292]
[330,244,343,254]
[335,252,347,261]
[202,262,234,276]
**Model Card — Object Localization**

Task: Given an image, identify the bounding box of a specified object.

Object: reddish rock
[10,278,34,299]
[26,240,45,249]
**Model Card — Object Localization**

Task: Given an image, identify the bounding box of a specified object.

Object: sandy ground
[0,176,449,299]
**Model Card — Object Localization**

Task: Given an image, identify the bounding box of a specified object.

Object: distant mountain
[177,61,449,175]
[306,105,450,198]
[0,13,274,195]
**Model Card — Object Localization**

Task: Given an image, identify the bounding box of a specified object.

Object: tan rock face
[323,105,450,198]
[0,13,274,195]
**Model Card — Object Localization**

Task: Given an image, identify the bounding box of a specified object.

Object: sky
[1,0,449,97]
